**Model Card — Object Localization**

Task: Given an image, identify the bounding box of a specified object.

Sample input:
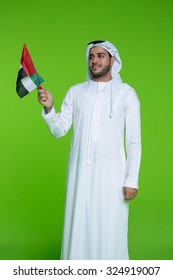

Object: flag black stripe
[16,80,29,98]
[16,67,27,83]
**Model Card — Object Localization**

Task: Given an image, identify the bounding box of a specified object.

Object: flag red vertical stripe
[21,44,37,75]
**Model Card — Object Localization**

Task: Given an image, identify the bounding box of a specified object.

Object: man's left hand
[123,187,138,200]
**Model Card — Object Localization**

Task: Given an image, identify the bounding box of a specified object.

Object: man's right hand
[38,87,53,112]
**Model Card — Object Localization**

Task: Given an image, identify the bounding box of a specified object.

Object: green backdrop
[0,0,172,260]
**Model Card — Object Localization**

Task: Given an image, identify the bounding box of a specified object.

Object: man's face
[88,46,114,80]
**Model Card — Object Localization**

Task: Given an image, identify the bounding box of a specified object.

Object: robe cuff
[42,106,56,119]
[42,106,58,129]
[123,178,139,189]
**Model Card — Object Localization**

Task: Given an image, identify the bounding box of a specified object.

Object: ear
[110,56,115,66]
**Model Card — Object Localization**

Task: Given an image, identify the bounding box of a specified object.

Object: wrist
[44,103,53,114]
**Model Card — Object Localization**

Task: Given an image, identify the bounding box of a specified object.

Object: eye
[98,54,104,58]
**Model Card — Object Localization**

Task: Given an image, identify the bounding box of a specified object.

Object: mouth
[91,64,101,71]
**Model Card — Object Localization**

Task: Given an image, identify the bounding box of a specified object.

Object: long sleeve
[123,88,141,188]
[42,88,74,138]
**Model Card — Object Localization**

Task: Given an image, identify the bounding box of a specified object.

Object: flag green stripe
[30,73,44,86]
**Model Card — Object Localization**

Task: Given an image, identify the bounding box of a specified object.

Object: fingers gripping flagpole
[16,44,44,98]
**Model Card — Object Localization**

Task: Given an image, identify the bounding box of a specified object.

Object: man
[38,40,141,260]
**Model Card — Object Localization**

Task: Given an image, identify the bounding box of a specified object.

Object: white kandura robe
[42,78,141,260]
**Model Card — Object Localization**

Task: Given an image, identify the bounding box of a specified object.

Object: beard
[89,63,111,79]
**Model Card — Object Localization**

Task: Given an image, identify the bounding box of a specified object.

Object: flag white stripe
[21,76,37,92]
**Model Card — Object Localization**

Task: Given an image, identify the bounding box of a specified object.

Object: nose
[91,56,98,64]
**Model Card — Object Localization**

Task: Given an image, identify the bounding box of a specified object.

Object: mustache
[91,62,101,68]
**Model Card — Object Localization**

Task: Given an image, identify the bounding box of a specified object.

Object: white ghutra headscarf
[86,40,122,82]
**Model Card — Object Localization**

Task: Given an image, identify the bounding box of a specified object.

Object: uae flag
[16,44,44,98]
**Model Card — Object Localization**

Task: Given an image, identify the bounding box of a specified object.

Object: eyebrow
[89,52,106,56]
